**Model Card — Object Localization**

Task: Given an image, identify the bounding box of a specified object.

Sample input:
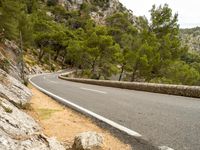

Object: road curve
[30,73,200,150]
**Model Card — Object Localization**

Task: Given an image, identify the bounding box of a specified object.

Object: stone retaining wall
[59,75,200,98]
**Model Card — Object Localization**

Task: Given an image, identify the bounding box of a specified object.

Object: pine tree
[0,0,22,40]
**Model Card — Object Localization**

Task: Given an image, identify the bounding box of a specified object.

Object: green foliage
[150,4,181,62]
[180,27,200,53]
[51,5,67,22]
[0,101,13,113]
[23,77,29,86]
[90,0,109,10]
[0,0,199,85]
[47,0,58,6]
[159,61,200,85]
[0,0,34,44]
[19,13,33,46]
[0,0,22,39]
[25,0,38,14]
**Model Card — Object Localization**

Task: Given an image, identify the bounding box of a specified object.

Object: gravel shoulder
[27,85,131,150]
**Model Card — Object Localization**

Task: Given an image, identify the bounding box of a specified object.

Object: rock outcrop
[180,27,200,53]
[0,39,22,81]
[56,0,137,25]
[0,69,32,105]
[0,69,65,150]
[58,0,84,10]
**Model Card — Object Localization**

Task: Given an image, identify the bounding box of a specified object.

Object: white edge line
[159,146,175,150]
[80,87,107,94]
[29,73,175,150]
[29,73,142,138]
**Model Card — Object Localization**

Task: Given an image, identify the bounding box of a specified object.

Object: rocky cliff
[180,27,200,53]
[0,39,47,82]
[0,68,65,150]
[56,0,137,25]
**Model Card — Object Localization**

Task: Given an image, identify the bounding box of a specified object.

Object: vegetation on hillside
[0,0,200,85]
[180,27,200,53]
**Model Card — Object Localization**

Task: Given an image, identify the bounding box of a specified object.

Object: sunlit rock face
[0,69,65,150]
[56,0,137,25]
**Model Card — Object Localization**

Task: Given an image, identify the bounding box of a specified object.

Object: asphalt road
[30,73,200,150]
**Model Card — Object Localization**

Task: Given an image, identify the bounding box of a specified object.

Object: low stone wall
[59,75,200,98]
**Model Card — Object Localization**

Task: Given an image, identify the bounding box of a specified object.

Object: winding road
[30,73,200,150]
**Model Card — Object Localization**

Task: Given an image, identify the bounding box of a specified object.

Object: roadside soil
[26,85,131,150]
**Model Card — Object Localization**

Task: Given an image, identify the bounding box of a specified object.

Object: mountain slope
[1,1,200,85]
[49,0,137,25]
[180,27,200,53]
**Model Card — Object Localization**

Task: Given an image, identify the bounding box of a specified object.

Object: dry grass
[27,85,131,150]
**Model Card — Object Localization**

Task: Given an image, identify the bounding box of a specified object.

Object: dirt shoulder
[26,85,131,150]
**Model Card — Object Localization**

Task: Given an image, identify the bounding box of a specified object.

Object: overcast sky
[119,0,200,28]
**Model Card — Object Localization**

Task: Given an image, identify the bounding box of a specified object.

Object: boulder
[73,131,103,150]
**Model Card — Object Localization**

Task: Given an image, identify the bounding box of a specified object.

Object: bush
[23,77,29,86]
[0,58,10,73]
[47,0,58,6]
[0,102,13,113]
[15,101,32,110]
[90,0,109,10]
[150,77,173,84]
[160,61,200,85]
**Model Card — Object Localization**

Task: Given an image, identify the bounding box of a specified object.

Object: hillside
[55,0,137,25]
[180,27,200,53]
[0,0,200,86]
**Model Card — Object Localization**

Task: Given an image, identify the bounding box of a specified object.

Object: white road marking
[80,87,107,94]
[159,146,174,150]
[49,80,57,84]
[29,75,141,138]
[30,73,175,150]
[42,75,58,84]
[45,78,58,84]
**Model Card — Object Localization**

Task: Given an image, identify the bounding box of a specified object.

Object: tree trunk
[97,73,101,80]
[91,57,98,76]
[62,51,67,67]
[38,48,44,62]
[131,62,138,82]
[54,49,60,61]
[119,64,125,81]
[91,60,96,74]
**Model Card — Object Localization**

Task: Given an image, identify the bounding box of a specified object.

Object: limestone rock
[0,97,40,137]
[55,0,137,25]
[0,132,65,150]
[58,0,83,10]
[0,69,32,105]
[0,68,65,150]
[73,131,103,150]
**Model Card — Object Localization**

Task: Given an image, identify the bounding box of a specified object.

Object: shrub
[90,0,109,9]
[23,77,29,86]
[0,102,13,113]
[160,61,200,85]
[47,0,58,6]
[15,102,32,110]
[0,58,10,73]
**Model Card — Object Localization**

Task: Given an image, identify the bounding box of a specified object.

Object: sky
[119,0,200,28]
